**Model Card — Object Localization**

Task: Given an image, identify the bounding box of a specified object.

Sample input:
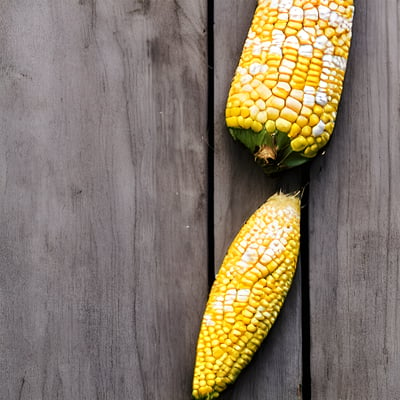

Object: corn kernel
[266,107,280,121]
[276,118,292,133]
[291,136,307,151]
[265,120,276,133]
[280,108,297,125]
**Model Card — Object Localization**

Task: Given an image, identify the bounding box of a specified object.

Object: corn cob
[226,0,354,174]
[192,193,301,399]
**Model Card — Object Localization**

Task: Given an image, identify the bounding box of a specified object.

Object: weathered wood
[214,2,303,399]
[309,1,400,398]
[0,1,208,399]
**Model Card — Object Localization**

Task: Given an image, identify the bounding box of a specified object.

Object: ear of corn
[226,0,355,174]
[192,193,301,400]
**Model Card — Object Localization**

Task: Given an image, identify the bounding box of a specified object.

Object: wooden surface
[0,1,208,399]
[309,0,400,398]
[1,0,400,399]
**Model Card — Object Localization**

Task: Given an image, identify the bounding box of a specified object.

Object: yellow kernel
[250,90,260,101]
[231,107,240,117]
[267,59,281,68]
[266,96,285,110]
[240,107,250,118]
[243,117,253,130]
[272,82,291,99]
[256,84,272,100]
[226,117,238,127]
[265,79,277,89]
[304,146,318,157]
[265,120,276,133]
[296,115,308,127]
[286,97,302,113]
[231,92,250,103]
[266,107,280,121]
[247,324,257,333]
[231,99,241,107]
[276,118,292,133]
[288,123,301,138]
[301,126,312,136]
[324,103,336,114]
[285,27,298,36]
[291,81,305,90]
[291,136,308,152]
[300,106,313,117]
[251,79,262,88]
[251,121,263,133]
[313,105,324,116]
[243,99,255,107]
[280,107,298,123]
[307,136,315,145]
[325,122,335,134]
[321,113,331,124]
[309,114,320,127]
[279,73,291,83]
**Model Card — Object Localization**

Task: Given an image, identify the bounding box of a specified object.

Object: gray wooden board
[214,2,303,399]
[309,0,400,398]
[0,1,208,399]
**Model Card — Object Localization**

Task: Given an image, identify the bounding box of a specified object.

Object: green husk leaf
[228,127,309,175]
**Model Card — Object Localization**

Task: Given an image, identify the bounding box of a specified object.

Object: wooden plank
[0,1,208,399]
[213,2,303,399]
[309,1,400,398]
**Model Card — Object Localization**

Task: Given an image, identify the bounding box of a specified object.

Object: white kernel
[224,294,235,304]
[298,44,313,58]
[204,315,215,326]
[271,239,285,253]
[242,248,259,264]
[318,5,331,20]
[266,248,276,257]
[289,6,303,21]
[277,11,289,21]
[270,0,279,9]
[304,85,316,95]
[237,289,250,302]
[297,29,310,43]
[303,94,315,107]
[278,0,293,11]
[329,11,340,27]
[249,63,262,76]
[314,35,329,50]
[240,74,253,85]
[316,92,328,106]
[304,7,319,21]
[284,36,300,50]
[257,245,267,256]
[312,121,326,137]
[269,45,283,56]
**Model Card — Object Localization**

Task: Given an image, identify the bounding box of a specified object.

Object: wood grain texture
[0,1,208,399]
[213,2,303,399]
[309,0,400,398]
